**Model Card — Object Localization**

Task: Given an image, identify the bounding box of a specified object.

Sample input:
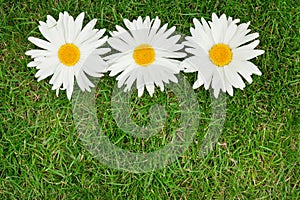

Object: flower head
[106,16,186,97]
[181,13,264,97]
[26,12,110,99]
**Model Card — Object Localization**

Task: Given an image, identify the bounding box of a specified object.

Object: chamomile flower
[26,12,110,100]
[181,13,264,98]
[106,16,186,97]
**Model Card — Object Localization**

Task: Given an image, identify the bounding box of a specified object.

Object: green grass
[1,0,299,199]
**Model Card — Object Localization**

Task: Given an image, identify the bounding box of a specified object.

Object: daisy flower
[26,12,110,100]
[106,16,186,97]
[181,13,264,98]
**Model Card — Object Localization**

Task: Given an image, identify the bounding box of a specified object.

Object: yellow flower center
[209,44,232,67]
[58,43,80,66]
[133,44,155,66]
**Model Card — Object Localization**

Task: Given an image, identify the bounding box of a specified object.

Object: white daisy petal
[28,37,54,50]
[166,73,178,83]
[191,18,213,51]
[131,29,148,44]
[155,57,181,74]
[108,55,133,76]
[152,23,168,42]
[82,31,107,47]
[138,87,145,97]
[162,26,176,39]
[156,50,186,59]
[146,83,155,96]
[124,19,135,30]
[230,60,253,83]
[35,55,58,69]
[37,65,57,81]
[228,22,251,48]
[143,72,155,96]
[108,37,131,52]
[136,69,144,90]
[223,22,237,44]
[184,47,198,55]
[210,13,223,43]
[152,16,161,29]
[136,72,145,97]
[217,68,227,93]
[211,69,226,98]
[184,54,214,88]
[235,40,260,51]
[27,61,39,67]
[244,61,262,75]
[200,17,212,37]
[105,51,129,64]
[113,25,136,46]
[35,57,59,78]
[180,56,199,72]
[218,14,228,42]
[193,78,204,89]
[80,71,95,89]
[46,15,57,27]
[233,49,265,61]
[74,12,84,33]
[148,18,161,41]
[124,69,138,91]
[64,13,72,43]
[83,55,108,77]
[224,78,234,96]
[136,16,143,29]
[163,35,183,50]
[116,64,137,88]
[224,66,245,89]
[26,12,109,99]
[67,15,76,43]
[66,71,74,100]
[74,19,97,45]
[238,32,259,47]
[212,13,218,23]
[61,67,70,92]
[228,17,240,25]
[149,67,164,91]
[75,70,88,91]
[38,21,55,43]
[50,65,64,89]
[95,48,111,55]
[144,16,151,27]
[94,37,108,49]
[25,49,54,58]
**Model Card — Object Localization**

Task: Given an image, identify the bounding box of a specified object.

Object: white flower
[106,16,186,97]
[181,13,264,98]
[25,12,110,100]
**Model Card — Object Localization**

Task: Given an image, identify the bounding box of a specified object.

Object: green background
[0,0,299,199]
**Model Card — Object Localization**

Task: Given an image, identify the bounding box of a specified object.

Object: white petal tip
[256,71,262,76]
[192,85,199,90]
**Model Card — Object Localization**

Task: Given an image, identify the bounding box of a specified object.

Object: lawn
[0,0,299,199]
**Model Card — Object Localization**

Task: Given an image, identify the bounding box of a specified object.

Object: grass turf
[0,0,299,199]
